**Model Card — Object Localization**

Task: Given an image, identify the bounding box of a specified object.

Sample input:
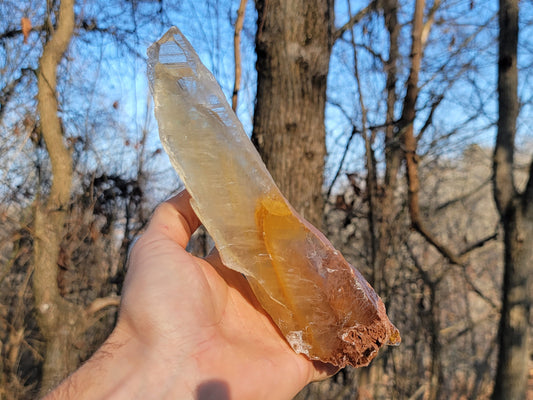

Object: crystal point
[148,26,400,368]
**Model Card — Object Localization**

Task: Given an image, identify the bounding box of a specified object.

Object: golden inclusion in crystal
[254,195,400,366]
[148,26,400,368]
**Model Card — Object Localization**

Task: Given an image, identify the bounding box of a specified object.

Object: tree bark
[382,0,401,198]
[493,0,518,217]
[252,0,334,228]
[34,0,82,393]
[401,0,424,235]
[491,1,532,398]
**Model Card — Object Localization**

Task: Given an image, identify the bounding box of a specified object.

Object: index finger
[147,189,202,248]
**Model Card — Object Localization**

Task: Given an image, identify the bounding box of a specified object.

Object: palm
[118,192,334,399]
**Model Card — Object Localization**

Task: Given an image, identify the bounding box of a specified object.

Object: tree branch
[326,125,358,198]
[401,0,465,267]
[407,244,438,286]
[421,0,441,48]
[416,94,444,142]
[85,295,121,316]
[0,25,45,44]
[334,0,376,42]
[523,156,533,212]
[460,266,498,311]
[441,313,496,342]
[336,38,386,65]
[412,219,463,265]
[232,0,247,111]
[435,177,491,212]
[459,230,499,257]
[0,68,34,121]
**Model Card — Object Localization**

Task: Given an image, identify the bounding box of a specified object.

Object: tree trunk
[375,0,401,293]
[492,1,532,398]
[427,285,443,400]
[252,0,334,228]
[492,207,533,399]
[33,0,82,394]
[400,0,424,234]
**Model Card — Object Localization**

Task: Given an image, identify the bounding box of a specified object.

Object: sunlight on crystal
[148,26,400,367]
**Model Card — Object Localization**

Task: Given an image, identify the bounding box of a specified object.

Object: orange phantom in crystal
[148,27,400,368]
[253,195,400,367]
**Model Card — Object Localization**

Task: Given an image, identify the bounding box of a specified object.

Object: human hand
[46,190,335,400]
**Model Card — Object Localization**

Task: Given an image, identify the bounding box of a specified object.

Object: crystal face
[148,26,400,368]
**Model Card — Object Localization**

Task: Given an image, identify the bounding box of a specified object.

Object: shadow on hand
[196,380,230,400]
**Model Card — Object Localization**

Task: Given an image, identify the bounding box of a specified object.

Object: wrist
[99,325,203,399]
[45,325,199,400]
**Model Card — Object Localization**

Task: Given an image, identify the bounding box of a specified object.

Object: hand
[46,190,335,400]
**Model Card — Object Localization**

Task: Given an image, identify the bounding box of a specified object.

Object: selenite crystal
[147,26,400,368]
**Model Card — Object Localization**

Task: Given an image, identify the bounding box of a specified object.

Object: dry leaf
[21,17,31,44]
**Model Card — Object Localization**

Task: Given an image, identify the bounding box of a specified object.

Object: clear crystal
[148,26,400,367]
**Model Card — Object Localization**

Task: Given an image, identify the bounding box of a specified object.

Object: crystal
[147,27,400,368]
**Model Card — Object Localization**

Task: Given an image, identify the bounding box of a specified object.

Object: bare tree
[491,0,532,398]
[33,0,78,392]
[33,0,119,393]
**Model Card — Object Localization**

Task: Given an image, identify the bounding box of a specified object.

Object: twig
[232,0,247,111]
[435,177,491,212]
[334,0,376,42]
[416,94,444,142]
[408,383,427,400]
[460,267,498,310]
[459,231,499,257]
[411,218,463,265]
[85,295,121,316]
[326,126,358,198]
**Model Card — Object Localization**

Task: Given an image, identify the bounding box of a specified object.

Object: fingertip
[148,189,202,247]
[166,190,201,226]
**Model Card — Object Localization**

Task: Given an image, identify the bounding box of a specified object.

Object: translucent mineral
[147,26,400,368]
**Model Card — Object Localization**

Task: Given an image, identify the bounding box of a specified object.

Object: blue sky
[1,0,532,204]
